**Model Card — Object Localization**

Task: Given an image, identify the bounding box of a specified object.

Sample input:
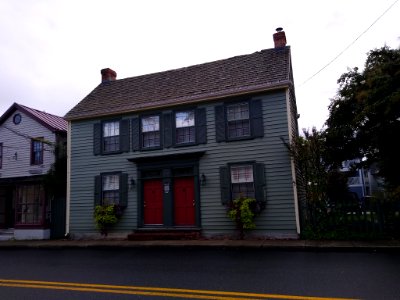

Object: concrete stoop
[127,229,201,241]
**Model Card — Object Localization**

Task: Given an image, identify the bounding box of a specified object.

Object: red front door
[143,179,163,225]
[173,177,195,226]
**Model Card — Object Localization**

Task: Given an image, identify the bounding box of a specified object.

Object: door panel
[173,177,195,226]
[143,179,163,225]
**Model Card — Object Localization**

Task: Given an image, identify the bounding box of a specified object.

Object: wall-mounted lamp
[200,173,206,186]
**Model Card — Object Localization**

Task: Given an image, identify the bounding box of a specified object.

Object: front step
[0,229,14,241]
[127,229,201,241]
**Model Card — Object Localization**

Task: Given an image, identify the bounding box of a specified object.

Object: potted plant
[227,196,260,239]
[94,204,122,236]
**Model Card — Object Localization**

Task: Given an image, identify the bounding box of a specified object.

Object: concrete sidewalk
[1,238,400,251]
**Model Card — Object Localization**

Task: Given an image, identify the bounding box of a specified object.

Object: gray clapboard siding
[0,109,56,178]
[69,89,298,237]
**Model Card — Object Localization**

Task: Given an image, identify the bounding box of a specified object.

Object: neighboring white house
[0,103,67,240]
[341,159,383,200]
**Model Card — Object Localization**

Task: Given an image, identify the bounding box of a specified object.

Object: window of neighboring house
[175,110,195,144]
[102,174,120,205]
[227,103,250,139]
[230,165,255,200]
[15,184,45,225]
[142,115,160,148]
[0,143,3,169]
[103,121,120,153]
[31,138,43,165]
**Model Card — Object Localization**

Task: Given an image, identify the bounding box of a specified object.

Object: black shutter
[120,119,130,152]
[93,123,102,155]
[131,118,140,151]
[254,163,266,203]
[215,105,226,142]
[119,173,128,207]
[196,108,207,144]
[250,99,264,138]
[94,175,102,206]
[219,166,231,205]
[163,112,173,148]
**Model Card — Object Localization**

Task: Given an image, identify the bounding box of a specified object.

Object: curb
[1,239,400,251]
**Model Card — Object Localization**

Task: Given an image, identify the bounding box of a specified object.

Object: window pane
[232,183,255,199]
[228,120,250,138]
[143,131,160,148]
[176,111,195,128]
[32,140,43,164]
[103,136,120,152]
[176,127,195,144]
[102,174,120,205]
[103,174,119,191]
[231,165,254,183]
[103,122,119,137]
[142,116,160,132]
[227,103,249,121]
[16,184,44,225]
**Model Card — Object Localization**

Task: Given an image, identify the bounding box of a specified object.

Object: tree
[325,46,400,191]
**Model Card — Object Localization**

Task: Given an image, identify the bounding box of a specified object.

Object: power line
[299,0,399,87]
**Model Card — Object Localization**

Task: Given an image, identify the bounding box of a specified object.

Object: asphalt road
[0,248,399,299]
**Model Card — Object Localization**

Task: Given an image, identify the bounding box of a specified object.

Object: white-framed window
[142,116,160,148]
[103,121,120,152]
[31,138,43,165]
[227,103,250,138]
[175,111,195,144]
[102,174,120,205]
[230,165,255,199]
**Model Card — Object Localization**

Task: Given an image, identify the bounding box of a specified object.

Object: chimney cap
[276,27,283,32]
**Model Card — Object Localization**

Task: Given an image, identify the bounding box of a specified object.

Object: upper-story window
[175,111,195,144]
[142,116,160,148]
[93,119,130,155]
[131,108,206,151]
[103,121,120,152]
[0,143,3,169]
[31,138,43,165]
[215,99,264,142]
[227,103,250,139]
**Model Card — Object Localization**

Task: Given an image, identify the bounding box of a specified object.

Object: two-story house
[0,103,67,240]
[64,28,302,239]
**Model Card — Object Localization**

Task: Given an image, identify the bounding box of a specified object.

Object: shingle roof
[65,46,293,121]
[0,103,67,132]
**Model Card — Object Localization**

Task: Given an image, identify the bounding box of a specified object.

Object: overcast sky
[0,0,399,131]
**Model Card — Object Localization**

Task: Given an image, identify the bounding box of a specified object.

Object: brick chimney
[101,68,117,83]
[273,27,287,48]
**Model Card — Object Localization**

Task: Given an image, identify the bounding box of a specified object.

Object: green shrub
[227,197,257,239]
[94,204,120,236]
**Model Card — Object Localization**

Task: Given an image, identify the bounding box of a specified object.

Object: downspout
[65,121,71,236]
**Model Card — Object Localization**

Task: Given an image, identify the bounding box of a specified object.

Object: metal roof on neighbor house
[64,46,293,121]
[0,103,68,132]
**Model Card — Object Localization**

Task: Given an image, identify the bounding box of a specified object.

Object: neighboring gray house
[64,29,301,239]
[0,103,67,240]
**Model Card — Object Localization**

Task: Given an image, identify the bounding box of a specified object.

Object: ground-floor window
[15,184,45,225]
[230,165,255,199]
